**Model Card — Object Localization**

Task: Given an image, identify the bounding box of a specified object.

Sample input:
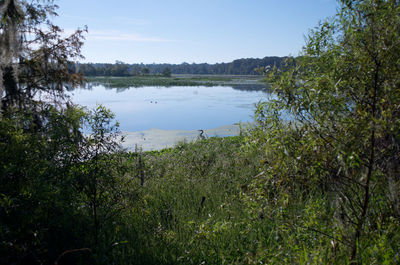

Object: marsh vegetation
[86,74,264,89]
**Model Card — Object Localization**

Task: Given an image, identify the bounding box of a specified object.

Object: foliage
[161,67,172,77]
[0,1,128,264]
[249,0,400,263]
[0,0,86,115]
[71,106,130,255]
[0,103,129,264]
[73,56,285,76]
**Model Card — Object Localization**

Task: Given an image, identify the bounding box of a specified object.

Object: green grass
[106,131,400,264]
[116,136,263,264]
[108,136,342,264]
[86,75,265,88]
[87,76,215,88]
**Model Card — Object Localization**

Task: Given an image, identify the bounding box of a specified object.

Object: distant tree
[111,61,129,76]
[162,67,172,77]
[141,67,150,75]
[76,57,286,77]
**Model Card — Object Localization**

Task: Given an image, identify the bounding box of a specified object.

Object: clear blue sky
[53,0,338,64]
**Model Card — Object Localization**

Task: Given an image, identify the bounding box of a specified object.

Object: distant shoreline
[85,75,267,90]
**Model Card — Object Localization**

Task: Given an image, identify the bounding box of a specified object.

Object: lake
[69,85,268,132]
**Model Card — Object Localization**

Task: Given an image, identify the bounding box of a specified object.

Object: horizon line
[75,55,289,65]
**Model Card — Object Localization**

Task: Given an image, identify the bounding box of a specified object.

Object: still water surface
[69,85,267,132]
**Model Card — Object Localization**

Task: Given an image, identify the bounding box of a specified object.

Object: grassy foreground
[107,131,399,264]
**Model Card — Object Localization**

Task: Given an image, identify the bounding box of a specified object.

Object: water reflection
[68,85,269,132]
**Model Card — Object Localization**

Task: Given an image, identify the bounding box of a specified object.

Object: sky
[53,0,339,64]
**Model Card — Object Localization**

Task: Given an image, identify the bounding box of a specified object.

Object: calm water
[69,85,267,132]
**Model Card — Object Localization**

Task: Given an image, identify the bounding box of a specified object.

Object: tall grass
[94,136,336,264]
[100,129,400,265]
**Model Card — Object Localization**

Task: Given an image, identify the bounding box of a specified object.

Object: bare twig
[54,248,92,265]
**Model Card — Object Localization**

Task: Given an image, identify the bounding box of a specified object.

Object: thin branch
[54,248,92,265]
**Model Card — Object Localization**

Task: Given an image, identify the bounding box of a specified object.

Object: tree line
[71,57,285,77]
